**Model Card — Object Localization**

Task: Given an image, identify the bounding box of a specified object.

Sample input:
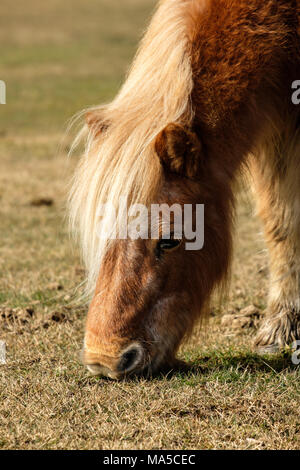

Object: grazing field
[0,0,299,450]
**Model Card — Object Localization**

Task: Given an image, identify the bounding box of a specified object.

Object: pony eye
[156,236,182,258]
[159,239,181,250]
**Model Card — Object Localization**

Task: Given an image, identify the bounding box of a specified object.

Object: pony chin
[144,296,196,374]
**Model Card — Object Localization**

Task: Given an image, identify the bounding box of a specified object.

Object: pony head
[82,123,213,379]
[73,117,230,379]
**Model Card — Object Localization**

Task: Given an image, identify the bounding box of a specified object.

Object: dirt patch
[30,198,54,207]
[221,305,261,330]
[47,282,64,291]
[0,307,71,332]
[0,307,35,326]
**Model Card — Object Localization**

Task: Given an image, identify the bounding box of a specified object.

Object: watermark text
[96,199,205,251]
[292,341,300,365]
[0,341,6,365]
[0,80,6,104]
[292,80,300,105]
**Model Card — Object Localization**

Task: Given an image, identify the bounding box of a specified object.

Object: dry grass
[0,0,299,450]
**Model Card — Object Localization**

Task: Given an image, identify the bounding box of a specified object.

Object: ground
[0,0,299,450]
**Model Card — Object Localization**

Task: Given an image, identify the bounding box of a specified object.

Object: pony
[69,0,300,379]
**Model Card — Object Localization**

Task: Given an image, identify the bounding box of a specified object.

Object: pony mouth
[84,353,178,381]
[85,361,152,380]
[86,363,121,380]
[82,343,153,380]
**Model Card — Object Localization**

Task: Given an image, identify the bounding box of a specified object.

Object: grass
[0,0,299,450]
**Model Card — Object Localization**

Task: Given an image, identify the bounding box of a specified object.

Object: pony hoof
[255,343,280,355]
[254,309,300,354]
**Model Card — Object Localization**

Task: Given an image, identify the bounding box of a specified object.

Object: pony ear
[155,123,203,179]
[86,111,109,137]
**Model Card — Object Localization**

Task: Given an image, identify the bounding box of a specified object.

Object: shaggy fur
[69,0,300,378]
[187,0,300,352]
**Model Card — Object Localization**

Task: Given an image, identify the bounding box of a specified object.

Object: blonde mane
[68,0,195,297]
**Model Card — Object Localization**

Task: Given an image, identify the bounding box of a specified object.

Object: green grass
[0,0,154,134]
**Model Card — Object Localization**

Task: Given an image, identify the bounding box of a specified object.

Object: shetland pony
[69,0,300,379]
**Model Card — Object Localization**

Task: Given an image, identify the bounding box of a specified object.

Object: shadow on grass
[84,349,299,385]
[161,349,299,380]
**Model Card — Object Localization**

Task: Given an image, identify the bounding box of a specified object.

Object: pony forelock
[68,0,195,297]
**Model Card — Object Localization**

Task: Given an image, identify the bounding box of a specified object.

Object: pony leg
[252,127,300,353]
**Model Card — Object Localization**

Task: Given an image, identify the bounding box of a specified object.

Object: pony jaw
[82,306,190,380]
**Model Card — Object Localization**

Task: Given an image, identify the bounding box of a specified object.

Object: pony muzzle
[83,342,145,379]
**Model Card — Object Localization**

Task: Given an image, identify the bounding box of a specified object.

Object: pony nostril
[117,345,143,374]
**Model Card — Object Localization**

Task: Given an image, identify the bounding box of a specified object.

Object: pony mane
[68,0,195,297]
